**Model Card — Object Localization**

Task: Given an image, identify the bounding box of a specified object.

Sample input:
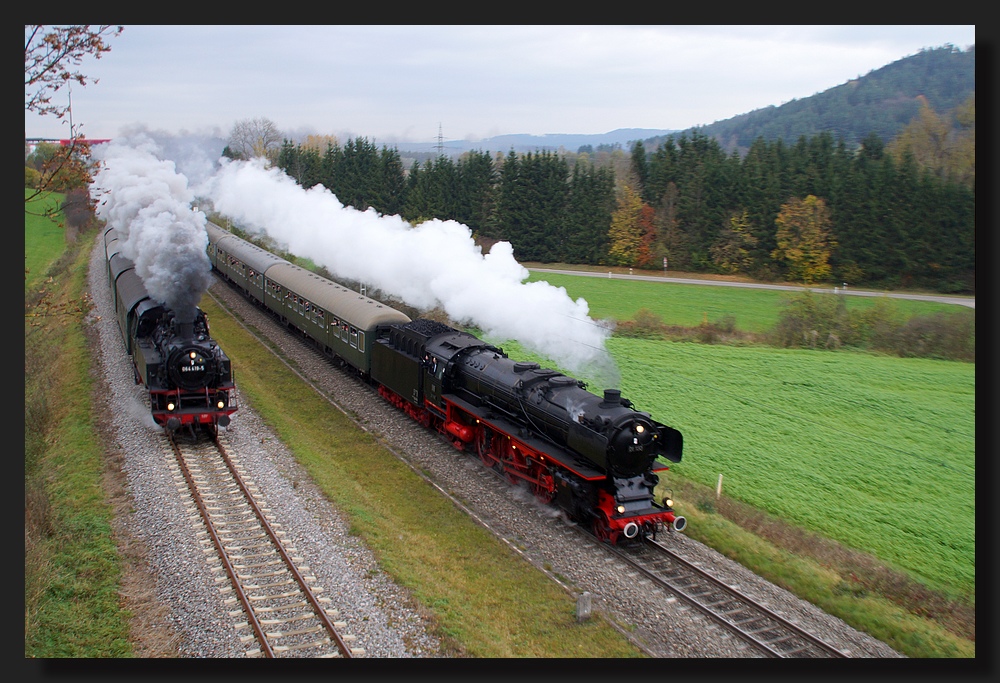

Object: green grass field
[24,189,66,293]
[526,270,968,332]
[617,339,974,596]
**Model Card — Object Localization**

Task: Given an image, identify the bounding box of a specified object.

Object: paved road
[529,268,975,309]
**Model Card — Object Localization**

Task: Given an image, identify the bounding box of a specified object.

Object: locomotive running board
[443,393,606,481]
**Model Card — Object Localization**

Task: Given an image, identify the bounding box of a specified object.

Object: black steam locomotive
[105,226,237,433]
[207,222,684,544]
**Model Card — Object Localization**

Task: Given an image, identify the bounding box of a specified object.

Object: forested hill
[647,44,975,155]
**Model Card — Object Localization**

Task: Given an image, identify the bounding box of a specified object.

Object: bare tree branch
[228,117,285,163]
[25,24,123,119]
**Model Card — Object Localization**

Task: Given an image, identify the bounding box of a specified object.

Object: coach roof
[266,262,411,330]
[212,232,290,275]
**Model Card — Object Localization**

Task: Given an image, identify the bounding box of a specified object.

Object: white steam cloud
[90,134,211,323]
[89,134,620,386]
[199,157,618,383]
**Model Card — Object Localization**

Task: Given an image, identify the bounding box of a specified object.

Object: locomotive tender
[104,226,237,433]
[206,222,685,544]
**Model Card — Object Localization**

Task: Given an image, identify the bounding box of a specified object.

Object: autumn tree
[24,24,122,205]
[227,117,284,163]
[24,140,95,195]
[710,210,759,275]
[300,133,339,154]
[886,94,975,188]
[771,195,835,284]
[634,203,659,269]
[607,184,644,266]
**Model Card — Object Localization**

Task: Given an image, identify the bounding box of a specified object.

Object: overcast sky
[25,25,976,145]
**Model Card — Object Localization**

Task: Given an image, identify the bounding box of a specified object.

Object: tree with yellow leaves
[608,183,644,266]
[771,195,835,284]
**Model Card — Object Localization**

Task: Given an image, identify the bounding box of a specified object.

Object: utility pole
[67,85,75,138]
[437,123,444,157]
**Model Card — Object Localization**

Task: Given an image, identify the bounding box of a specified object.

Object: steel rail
[614,537,848,657]
[212,434,355,658]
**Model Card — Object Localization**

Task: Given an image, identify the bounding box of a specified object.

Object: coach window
[350,327,358,348]
[358,331,365,351]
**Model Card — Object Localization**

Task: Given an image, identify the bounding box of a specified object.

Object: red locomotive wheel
[530,464,555,504]
[476,428,496,469]
[592,511,618,544]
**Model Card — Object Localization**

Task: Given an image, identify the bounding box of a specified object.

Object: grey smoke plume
[90,134,212,323]
[198,157,620,385]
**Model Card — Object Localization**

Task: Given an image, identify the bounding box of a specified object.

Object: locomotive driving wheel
[476,428,499,470]
[529,462,555,503]
[592,511,618,544]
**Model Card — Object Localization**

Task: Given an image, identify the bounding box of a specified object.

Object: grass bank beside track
[25,224,133,657]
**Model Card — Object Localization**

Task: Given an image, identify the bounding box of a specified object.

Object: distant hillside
[375,44,975,163]
[395,128,678,161]
[646,44,975,155]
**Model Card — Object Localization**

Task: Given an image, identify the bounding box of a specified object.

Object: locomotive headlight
[616,504,626,514]
[167,400,176,411]
[189,351,197,359]
[663,497,674,508]
[635,424,645,434]
[217,399,226,410]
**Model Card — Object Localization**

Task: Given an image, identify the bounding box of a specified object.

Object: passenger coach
[206,221,411,375]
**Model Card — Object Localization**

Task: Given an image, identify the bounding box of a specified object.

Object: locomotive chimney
[177,321,195,340]
[601,389,622,407]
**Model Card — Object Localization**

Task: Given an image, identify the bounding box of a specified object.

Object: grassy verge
[200,296,643,658]
[25,228,133,657]
[666,476,975,658]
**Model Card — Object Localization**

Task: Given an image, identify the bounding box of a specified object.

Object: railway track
[611,537,849,657]
[163,430,363,658]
